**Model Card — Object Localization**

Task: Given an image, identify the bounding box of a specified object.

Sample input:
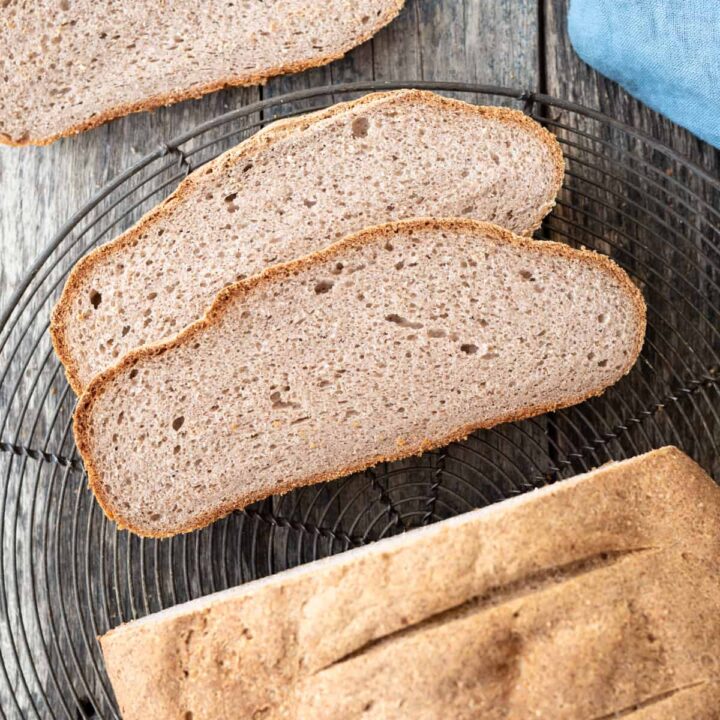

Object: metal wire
[0,82,718,718]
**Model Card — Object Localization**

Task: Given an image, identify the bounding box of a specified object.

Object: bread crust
[0,1,406,147]
[50,89,566,394]
[73,217,646,537]
[97,446,720,719]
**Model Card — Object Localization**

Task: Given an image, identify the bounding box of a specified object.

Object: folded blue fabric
[568,1,720,148]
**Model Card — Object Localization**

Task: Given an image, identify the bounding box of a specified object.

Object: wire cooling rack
[0,81,718,718]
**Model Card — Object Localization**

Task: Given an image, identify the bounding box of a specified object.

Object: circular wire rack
[0,81,718,718]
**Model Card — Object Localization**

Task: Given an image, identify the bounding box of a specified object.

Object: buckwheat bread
[99,447,720,720]
[50,90,565,393]
[0,0,404,146]
[74,218,645,537]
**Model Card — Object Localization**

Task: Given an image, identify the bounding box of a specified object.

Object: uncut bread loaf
[50,90,565,393]
[0,0,404,146]
[74,218,645,537]
[99,447,720,720]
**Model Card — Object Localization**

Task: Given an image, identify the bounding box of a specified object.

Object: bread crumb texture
[0,0,404,145]
[74,218,645,537]
[99,447,720,719]
[51,90,563,391]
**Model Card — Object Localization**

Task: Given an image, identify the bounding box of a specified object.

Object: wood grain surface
[0,1,718,717]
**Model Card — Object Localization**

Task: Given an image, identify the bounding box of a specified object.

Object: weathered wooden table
[1,1,718,717]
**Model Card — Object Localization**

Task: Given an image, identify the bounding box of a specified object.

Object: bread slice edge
[1,1,406,147]
[73,217,646,537]
[50,89,565,394]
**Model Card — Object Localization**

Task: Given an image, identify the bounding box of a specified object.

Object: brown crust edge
[0,1,406,147]
[50,89,565,394]
[73,217,646,538]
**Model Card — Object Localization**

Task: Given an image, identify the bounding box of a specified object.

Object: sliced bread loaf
[50,90,565,392]
[73,218,645,537]
[0,0,404,146]
[99,447,720,720]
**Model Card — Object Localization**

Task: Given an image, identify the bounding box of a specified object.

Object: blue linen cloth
[568,1,720,148]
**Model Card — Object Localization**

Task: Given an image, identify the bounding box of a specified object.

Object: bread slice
[0,0,405,146]
[74,218,645,537]
[99,447,720,720]
[50,90,565,393]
